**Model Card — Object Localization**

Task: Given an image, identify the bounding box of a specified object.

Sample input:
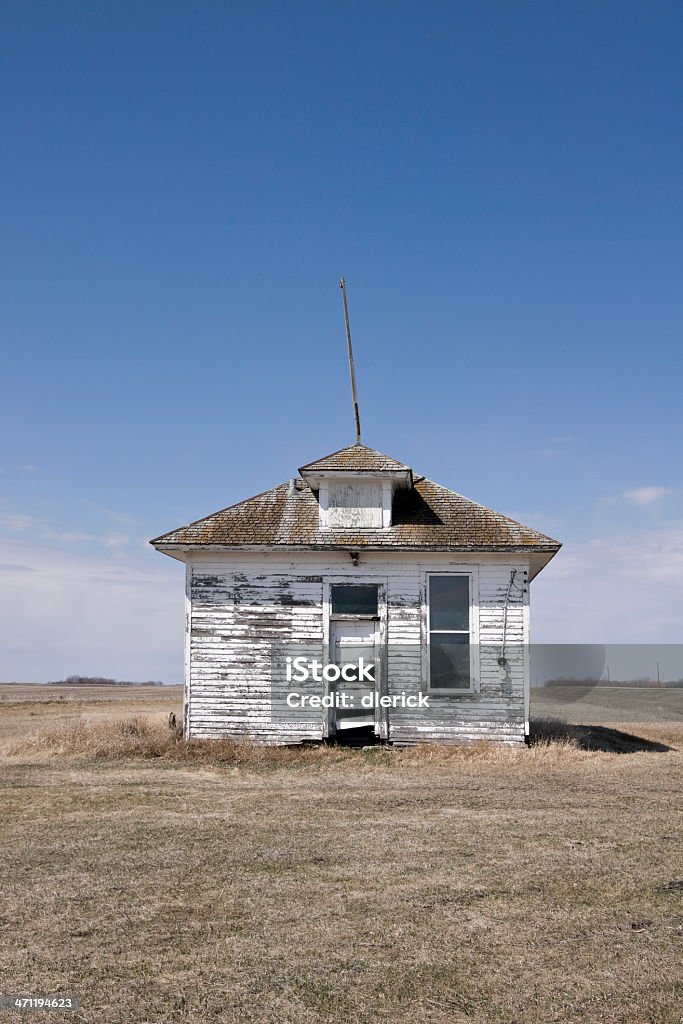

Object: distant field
[532,685,683,724]
[1,685,682,1023]
[0,683,183,703]
[0,684,182,755]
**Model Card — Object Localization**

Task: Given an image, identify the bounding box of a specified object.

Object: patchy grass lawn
[1,711,682,1023]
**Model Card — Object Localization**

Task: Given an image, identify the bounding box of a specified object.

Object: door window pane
[429,576,469,631]
[429,635,470,689]
[331,584,378,616]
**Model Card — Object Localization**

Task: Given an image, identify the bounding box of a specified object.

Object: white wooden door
[330,618,379,731]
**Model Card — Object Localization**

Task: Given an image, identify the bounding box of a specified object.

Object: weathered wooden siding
[386,562,527,745]
[185,552,530,745]
[188,569,325,744]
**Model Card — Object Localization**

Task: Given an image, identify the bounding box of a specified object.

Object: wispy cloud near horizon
[0,536,183,683]
[533,520,683,643]
[597,486,674,510]
[623,486,672,507]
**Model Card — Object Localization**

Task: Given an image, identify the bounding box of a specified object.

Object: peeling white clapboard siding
[185,551,530,744]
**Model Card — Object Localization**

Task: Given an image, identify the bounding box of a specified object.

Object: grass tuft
[9,717,356,766]
[8,715,657,767]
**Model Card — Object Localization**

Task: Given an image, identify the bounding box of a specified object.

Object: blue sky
[1,1,681,681]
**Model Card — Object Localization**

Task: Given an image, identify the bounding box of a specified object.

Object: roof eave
[152,541,562,555]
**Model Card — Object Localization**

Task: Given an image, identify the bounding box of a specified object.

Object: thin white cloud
[0,513,42,533]
[40,528,132,549]
[102,531,130,549]
[0,537,183,682]
[42,530,98,544]
[533,521,683,643]
[80,499,141,527]
[623,486,671,506]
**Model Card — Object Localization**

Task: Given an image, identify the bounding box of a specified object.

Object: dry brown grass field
[0,684,183,755]
[1,685,681,1024]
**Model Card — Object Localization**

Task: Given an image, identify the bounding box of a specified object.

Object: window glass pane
[429,635,470,689]
[331,585,378,616]
[429,576,469,631]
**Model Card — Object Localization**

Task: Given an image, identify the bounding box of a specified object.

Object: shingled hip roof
[299,443,411,475]
[150,444,561,556]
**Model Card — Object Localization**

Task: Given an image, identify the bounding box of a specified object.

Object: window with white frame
[427,575,471,690]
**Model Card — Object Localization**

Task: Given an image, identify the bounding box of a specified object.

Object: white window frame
[423,570,480,695]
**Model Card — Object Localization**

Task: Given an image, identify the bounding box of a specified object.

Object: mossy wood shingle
[151,445,560,552]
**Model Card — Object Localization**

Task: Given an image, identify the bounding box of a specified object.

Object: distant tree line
[543,677,683,688]
[49,675,166,686]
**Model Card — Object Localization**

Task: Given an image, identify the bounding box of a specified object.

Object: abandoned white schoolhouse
[151,443,561,745]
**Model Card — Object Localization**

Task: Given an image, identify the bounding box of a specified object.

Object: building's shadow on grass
[530,718,674,753]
